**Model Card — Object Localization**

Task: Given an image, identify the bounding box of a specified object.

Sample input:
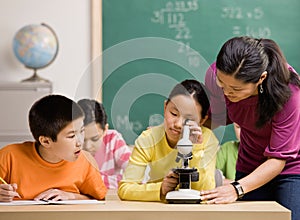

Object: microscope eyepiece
[184,119,190,125]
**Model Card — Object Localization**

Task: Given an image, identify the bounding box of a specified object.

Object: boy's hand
[34,189,76,201]
[34,189,91,201]
[0,183,21,202]
[160,171,179,198]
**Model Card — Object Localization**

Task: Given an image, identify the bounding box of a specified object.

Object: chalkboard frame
[91,0,103,101]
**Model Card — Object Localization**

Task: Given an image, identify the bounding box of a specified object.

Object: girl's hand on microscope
[160,171,179,198]
[186,120,203,144]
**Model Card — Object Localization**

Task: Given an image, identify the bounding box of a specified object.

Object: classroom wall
[0,0,92,99]
[0,0,92,148]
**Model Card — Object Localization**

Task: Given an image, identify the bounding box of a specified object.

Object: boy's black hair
[167,79,210,118]
[77,99,107,130]
[29,94,84,144]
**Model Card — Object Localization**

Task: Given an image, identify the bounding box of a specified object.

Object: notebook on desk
[0,199,105,206]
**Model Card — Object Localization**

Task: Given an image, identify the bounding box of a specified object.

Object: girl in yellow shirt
[118,79,219,201]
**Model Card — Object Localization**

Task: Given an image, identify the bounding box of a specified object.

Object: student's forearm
[238,158,286,194]
[118,182,162,201]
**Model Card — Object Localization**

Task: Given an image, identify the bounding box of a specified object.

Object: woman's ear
[38,136,52,148]
[258,71,268,84]
[199,115,208,126]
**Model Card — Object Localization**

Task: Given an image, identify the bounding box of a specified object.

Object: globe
[13,23,59,82]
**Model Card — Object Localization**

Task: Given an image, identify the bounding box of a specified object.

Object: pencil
[0,177,8,184]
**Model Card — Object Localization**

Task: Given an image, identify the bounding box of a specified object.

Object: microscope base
[165,189,201,204]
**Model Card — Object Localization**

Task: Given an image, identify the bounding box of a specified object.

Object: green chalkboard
[102,0,300,145]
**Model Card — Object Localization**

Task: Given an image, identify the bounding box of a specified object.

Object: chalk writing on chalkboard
[221,6,271,38]
[101,0,300,145]
[151,0,200,68]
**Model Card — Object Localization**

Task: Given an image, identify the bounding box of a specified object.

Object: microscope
[165,120,201,203]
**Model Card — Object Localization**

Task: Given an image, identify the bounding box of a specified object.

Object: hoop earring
[259,84,264,94]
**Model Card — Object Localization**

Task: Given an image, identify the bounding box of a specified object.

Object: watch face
[237,186,243,196]
[237,186,244,198]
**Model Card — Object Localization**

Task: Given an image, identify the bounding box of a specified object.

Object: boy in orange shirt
[0,94,107,202]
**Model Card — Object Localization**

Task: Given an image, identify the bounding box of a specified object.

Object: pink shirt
[94,129,131,188]
[205,63,300,174]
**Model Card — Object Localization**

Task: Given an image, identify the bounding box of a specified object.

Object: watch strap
[230,181,244,199]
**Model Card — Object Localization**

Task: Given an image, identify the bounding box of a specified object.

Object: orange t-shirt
[0,142,107,200]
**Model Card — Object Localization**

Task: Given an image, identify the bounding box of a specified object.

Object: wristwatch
[230,181,244,199]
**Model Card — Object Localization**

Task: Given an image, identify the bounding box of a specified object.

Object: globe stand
[21,69,50,83]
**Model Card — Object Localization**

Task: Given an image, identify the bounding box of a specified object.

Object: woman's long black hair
[216,36,300,127]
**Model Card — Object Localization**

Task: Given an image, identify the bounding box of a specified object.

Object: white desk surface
[0,189,291,220]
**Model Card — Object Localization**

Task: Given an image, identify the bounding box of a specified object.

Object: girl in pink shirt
[78,99,131,189]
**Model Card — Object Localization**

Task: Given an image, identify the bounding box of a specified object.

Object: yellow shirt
[118,124,219,201]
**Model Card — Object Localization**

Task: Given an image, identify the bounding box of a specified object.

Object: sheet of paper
[0,199,105,206]
[0,200,45,206]
[47,199,105,205]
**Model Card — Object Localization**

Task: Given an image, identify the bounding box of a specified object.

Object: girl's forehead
[169,94,195,105]
[168,95,202,120]
[84,121,99,132]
